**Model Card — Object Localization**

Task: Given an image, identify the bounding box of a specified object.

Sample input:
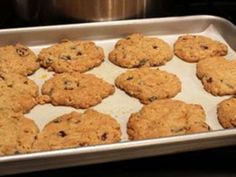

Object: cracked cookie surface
[0,110,39,155]
[40,72,115,109]
[38,40,104,73]
[217,97,236,128]
[115,68,181,104]
[197,57,236,96]
[33,109,121,152]
[127,99,210,140]
[174,35,228,62]
[0,44,39,76]
[109,33,173,68]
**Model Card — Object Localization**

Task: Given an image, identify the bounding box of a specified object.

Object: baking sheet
[28,25,234,140]
[1,15,236,175]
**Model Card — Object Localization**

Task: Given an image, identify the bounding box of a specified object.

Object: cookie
[38,39,104,73]
[0,110,39,155]
[0,44,39,76]
[109,33,173,68]
[115,68,181,104]
[0,73,39,113]
[217,97,236,128]
[127,99,210,140]
[197,57,236,96]
[174,35,228,62]
[33,109,121,152]
[40,72,115,109]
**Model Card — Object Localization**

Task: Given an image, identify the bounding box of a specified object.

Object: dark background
[1,0,236,28]
[2,0,236,176]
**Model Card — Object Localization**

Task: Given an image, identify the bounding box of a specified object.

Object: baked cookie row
[0,109,121,155]
[0,33,228,76]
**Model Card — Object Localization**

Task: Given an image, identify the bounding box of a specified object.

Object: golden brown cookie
[127,99,210,140]
[38,39,104,73]
[115,68,181,104]
[197,57,236,96]
[0,44,39,76]
[33,109,121,152]
[0,73,39,113]
[174,35,228,62]
[40,72,115,109]
[109,33,173,68]
[217,97,236,128]
[0,110,39,155]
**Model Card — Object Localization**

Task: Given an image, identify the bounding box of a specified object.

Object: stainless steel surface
[0,15,236,175]
[52,0,150,21]
[14,0,159,22]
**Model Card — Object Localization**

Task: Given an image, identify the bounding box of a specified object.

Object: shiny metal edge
[1,128,236,162]
[0,15,233,33]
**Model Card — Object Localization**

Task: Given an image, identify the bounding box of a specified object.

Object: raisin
[24,130,29,133]
[0,75,5,80]
[7,84,13,88]
[79,142,87,147]
[206,77,212,83]
[57,130,67,137]
[148,96,158,102]
[126,77,133,81]
[16,47,29,57]
[101,133,108,141]
[70,46,76,50]
[77,51,82,56]
[14,151,20,154]
[200,45,209,50]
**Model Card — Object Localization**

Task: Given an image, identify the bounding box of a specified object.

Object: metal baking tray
[1,15,236,175]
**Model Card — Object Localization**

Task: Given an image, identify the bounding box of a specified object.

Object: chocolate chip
[126,77,133,81]
[57,130,67,137]
[148,96,158,102]
[16,47,29,57]
[153,45,158,49]
[24,80,28,84]
[200,45,209,50]
[206,77,212,83]
[60,55,71,60]
[101,133,108,141]
[77,51,82,56]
